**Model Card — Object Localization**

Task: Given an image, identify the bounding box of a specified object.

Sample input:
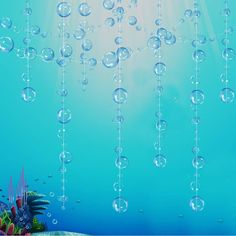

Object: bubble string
[189,0,205,212]
[26,0,30,91]
[112,0,128,214]
[224,0,229,90]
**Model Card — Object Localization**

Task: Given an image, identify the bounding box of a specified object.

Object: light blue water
[0,0,236,234]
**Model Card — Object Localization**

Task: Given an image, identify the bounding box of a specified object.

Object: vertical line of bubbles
[189,0,205,212]
[111,0,128,213]
[56,1,73,211]
[220,0,235,104]
[152,0,167,169]
[21,0,37,103]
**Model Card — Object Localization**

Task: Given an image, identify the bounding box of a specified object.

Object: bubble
[24,7,32,16]
[113,7,125,21]
[59,166,67,173]
[191,90,205,105]
[16,48,25,59]
[156,119,167,131]
[21,87,36,103]
[102,51,119,68]
[57,108,72,124]
[0,37,14,53]
[73,28,85,40]
[190,181,200,191]
[113,197,128,213]
[78,2,91,16]
[56,57,67,67]
[157,27,167,38]
[41,48,55,62]
[165,33,176,45]
[47,212,52,218]
[193,49,206,62]
[117,47,130,60]
[88,58,97,67]
[128,16,137,25]
[57,2,71,17]
[147,36,161,50]
[105,17,115,27]
[113,182,124,192]
[223,8,231,16]
[220,88,235,103]
[154,62,166,76]
[113,73,124,83]
[61,44,73,57]
[52,219,58,225]
[193,10,201,17]
[0,17,12,29]
[103,0,115,10]
[115,36,123,45]
[25,47,37,60]
[155,19,161,26]
[82,39,93,51]
[21,72,30,82]
[49,192,55,197]
[57,128,66,139]
[153,154,167,168]
[222,48,235,61]
[192,156,205,169]
[31,25,40,35]
[184,9,192,18]
[113,88,128,104]
[59,151,72,164]
[136,25,142,31]
[190,196,204,212]
[115,156,129,169]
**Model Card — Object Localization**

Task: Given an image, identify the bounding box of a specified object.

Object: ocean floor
[32,232,88,236]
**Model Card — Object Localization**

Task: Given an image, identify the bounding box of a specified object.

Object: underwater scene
[1,0,236,235]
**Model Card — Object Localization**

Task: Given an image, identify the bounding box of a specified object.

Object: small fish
[0,201,9,212]
[48,175,53,178]
[76,200,81,204]
[0,189,2,192]
[34,178,39,182]
[2,195,5,198]
[43,182,46,185]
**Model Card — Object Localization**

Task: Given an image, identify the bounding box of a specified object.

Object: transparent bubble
[57,128,66,140]
[113,197,128,213]
[103,0,115,10]
[156,119,167,131]
[102,51,119,68]
[117,47,130,60]
[82,39,93,51]
[222,48,235,61]
[60,44,73,58]
[49,192,55,197]
[191,90,205,105]
[56,57,67,67]
[113,182,124,192]
[88,58,97,67]
[31,25,40,35]
[113,73,124,83]
[147,36,161,50]
[57,2,71,17]
[192,146,200,154]
[192,156,205,169]
[154,62,166,76]
[115,36,123,45]
[128,16,137,25]
[0,17,12,29]
[24,7,32,16]
[73,28,85,40]
[114,146,123,154]
[78,2,91,16]
[16,48,25,59]
[220,88,235,103]
[190,181,200,191]
[21,72,30,82]
[190,196,204,212]
[105,17,115,27]
[155,18,161,26]
[165,33,176,45]
[21,87,36,103]
[193,49,206,62]
[113,7,125,21]
[52,219,58,225]
[113,88,128,104]
[157,27,167,38]
[0,37,14,53]
[41,48,55,62]
[193,9,201,17]
[115,156,129,169]
[136,25,142,31]
[47,212,51,218]
[153,154,167,168]
[57,108,72,124]
[59,166,67,173]
[59,151,72,164]
[25,47,37,60]
[223,8,231,16]
[184,9,192,18]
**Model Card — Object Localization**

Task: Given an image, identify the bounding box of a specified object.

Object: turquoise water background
[1,0,236,234]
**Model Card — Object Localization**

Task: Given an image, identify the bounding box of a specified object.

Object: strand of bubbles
[189,0,205,212]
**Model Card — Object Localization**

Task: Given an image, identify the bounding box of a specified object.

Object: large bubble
[57,2,71,17]
[113,88,128,104]
[0,37,14,53]
[78,2,91,16]
[102,51,119,68]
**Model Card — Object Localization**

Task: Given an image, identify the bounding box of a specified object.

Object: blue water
[1,0,236,234]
